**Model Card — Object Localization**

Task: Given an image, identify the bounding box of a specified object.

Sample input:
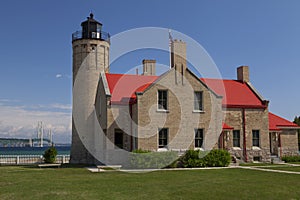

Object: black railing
[72,30,110,43]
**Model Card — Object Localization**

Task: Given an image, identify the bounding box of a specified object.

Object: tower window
[114,129,123,149]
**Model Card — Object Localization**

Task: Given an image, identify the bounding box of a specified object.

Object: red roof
[201,78,265,108]
[105,73,158,104]
[269,112,299,131]
[223,123,233,130]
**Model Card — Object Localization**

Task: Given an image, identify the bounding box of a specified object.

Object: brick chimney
[171,39,187,74]
[237,66,249,82]
[142,59,156,76]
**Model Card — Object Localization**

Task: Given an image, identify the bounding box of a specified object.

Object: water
[0,146,71,155]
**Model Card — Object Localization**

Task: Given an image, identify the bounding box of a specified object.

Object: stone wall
[280,129,299,156]
[224,108,271,162]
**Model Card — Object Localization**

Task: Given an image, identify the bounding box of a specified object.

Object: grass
[239,163,276,167]
[1,165,300,200]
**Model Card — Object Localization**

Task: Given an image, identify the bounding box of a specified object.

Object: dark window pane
[159,128,168,148]
[195,129,204,148]
[233,130,240,147]
[158,90,168,110]
[252,130,260,147]
[194,92,203,111]
[114,130,123,149]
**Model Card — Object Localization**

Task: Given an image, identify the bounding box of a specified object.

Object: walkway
[87,163,300,175]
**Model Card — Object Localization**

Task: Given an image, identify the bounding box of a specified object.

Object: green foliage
[132,149,151,153]
[43,146,58,164]
[282,155,300,163]
[130,150,178,169]
[179,149,231,168]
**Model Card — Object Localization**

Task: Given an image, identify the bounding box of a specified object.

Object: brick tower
[71,13,110,164]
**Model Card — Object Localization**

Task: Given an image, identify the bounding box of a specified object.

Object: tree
[43,146,58,164]
[293,116,300,151]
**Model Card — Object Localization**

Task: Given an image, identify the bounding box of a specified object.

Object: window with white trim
[158,90,168,110]
[194,91,203,111]
[158,128,168,148]
[195,129,204,148]
[252,130,260,147]
[233,130,240,147]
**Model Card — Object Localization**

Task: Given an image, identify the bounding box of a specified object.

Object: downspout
[278,132,282,159]
[242,108,248,162]
[129,103,133,152]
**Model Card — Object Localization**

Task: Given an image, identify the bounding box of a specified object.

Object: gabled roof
[105,73,158,104]
[201,78,266,108]
[269,112,299,131]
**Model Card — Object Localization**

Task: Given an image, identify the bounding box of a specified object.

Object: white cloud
[50,103,72,110]
[55,74,71,79]
[0,103,71,143]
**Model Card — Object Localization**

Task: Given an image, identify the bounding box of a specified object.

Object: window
[195,129,204,148]
[194,91,203,111]
[253,156,261,162]
[252,130,260,147]
[158,90,168,110]
[158,128,168,148]
[114,129,123,149]
[233,130,240,147]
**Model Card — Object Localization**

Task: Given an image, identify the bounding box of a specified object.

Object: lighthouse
[70,13,110,164]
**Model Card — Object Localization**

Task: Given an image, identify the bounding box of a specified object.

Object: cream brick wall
[136,68,223,151]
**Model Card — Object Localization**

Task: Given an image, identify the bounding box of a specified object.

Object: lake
[0,146,71,155]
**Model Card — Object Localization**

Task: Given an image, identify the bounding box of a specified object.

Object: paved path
[237,164,300,175]
[86,163,300,174]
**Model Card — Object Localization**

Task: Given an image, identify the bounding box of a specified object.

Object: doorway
[269,132,279,156]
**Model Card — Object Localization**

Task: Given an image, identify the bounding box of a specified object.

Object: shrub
[281,155,300,163]
[179,149,231,168]
[130,150,178,169]
[204,149,231,167]
[43,146,58,164]
[179,150,209,168]
[132,149,151,153]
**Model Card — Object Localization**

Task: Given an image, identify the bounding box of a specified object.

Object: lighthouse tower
[71,13,110,164]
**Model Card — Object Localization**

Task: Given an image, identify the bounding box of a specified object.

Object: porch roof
[269,112,299,131]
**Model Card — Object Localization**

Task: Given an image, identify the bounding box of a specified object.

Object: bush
[281,155,300,163]
[130,150,178,169]
[43,146,58,164]
[204,149,231,167]
[132,149,151,153]
[179,149,231,168]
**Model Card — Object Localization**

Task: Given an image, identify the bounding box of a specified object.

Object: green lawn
[1,165,300,200]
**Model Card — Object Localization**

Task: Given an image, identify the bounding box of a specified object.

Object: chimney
[142,59,156,76]
[171,39,187,73]
[237,66,249,82]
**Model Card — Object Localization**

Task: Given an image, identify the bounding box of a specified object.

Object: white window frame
[157,90,168,111]
[193,91,203,112]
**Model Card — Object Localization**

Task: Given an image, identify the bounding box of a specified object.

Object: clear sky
[0,0,299,143]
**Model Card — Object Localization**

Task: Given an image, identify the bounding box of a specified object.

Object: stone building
[70,14,299,165]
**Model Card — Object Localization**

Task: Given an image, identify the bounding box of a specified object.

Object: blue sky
[0,0,299,142]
